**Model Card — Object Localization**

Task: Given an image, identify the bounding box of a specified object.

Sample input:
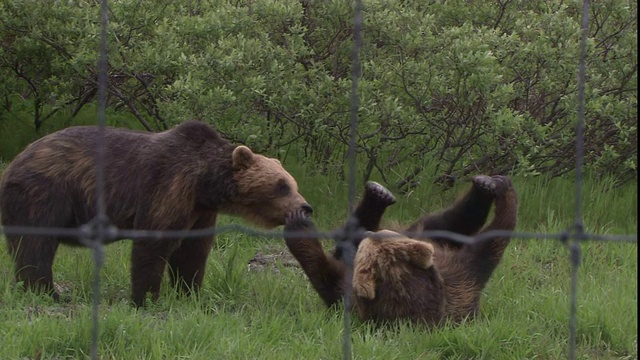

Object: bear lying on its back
[284,175,517,325]
[0,121,312,307]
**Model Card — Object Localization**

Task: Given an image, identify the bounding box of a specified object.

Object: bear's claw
[285,209,314,232]
[286,208,308,222]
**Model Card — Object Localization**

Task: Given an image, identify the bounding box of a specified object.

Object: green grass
[0,172,637,360]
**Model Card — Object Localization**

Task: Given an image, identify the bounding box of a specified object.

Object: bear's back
[0,121,235,231]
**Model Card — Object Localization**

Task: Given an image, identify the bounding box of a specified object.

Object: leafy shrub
[0,0,636,187]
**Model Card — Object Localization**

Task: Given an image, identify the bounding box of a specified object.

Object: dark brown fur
[284,175,517,326]
[0,121,311,307]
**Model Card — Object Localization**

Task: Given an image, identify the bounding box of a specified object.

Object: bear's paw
[364,181,396,206]
[473,175,513,198]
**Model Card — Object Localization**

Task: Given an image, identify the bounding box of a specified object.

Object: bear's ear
[353,262,377,300]
[405,242,435,269]
[232,146,255,170]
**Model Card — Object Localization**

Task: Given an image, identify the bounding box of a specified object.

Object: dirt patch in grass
[247,251,299,273]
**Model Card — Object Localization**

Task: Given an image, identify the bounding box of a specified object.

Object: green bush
[0,0,636,186]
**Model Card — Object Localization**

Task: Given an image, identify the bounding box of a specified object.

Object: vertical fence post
[342,0,364,359]
[568,239,582,360]
[88,0,110,358]
[568,0,590,359]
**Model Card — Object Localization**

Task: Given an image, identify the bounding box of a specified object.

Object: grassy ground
[0,170,637,360]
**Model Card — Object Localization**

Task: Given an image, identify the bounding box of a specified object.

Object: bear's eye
[275,179,291,197]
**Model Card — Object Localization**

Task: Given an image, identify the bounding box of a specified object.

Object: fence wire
[0,0,637,359]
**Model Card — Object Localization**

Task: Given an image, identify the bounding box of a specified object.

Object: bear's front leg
[284,209,347,308]
[130,239,180,307]
[167,214,217,296]
[167,236,215,296]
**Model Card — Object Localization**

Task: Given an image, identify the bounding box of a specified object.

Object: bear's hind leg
[7,235,61,300]
[334,182,396,261]
[464,175,518,289]
[352,181,397,231]
[405,175,496,248]
[1,179,72,300]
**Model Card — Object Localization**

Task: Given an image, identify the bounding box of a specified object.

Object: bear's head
[226,145,312,229]
[351,230,445,325]
[353,230,435,300]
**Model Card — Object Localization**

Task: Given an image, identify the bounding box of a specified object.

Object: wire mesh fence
[0,0,637,359]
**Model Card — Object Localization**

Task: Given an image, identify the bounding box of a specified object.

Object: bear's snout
[301,203,313,216]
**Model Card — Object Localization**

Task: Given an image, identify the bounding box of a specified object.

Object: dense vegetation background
[0,0,637,189]
[0,2,637,359]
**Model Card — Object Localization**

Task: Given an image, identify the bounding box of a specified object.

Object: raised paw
[472,175,494,195]
[364,181,396,206]
[284,209,314,232]
[472,175,513,197]
[490,175,513,197]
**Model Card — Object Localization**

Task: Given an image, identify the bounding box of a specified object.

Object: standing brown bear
[0,121,312,307]
[283,175,517,326]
